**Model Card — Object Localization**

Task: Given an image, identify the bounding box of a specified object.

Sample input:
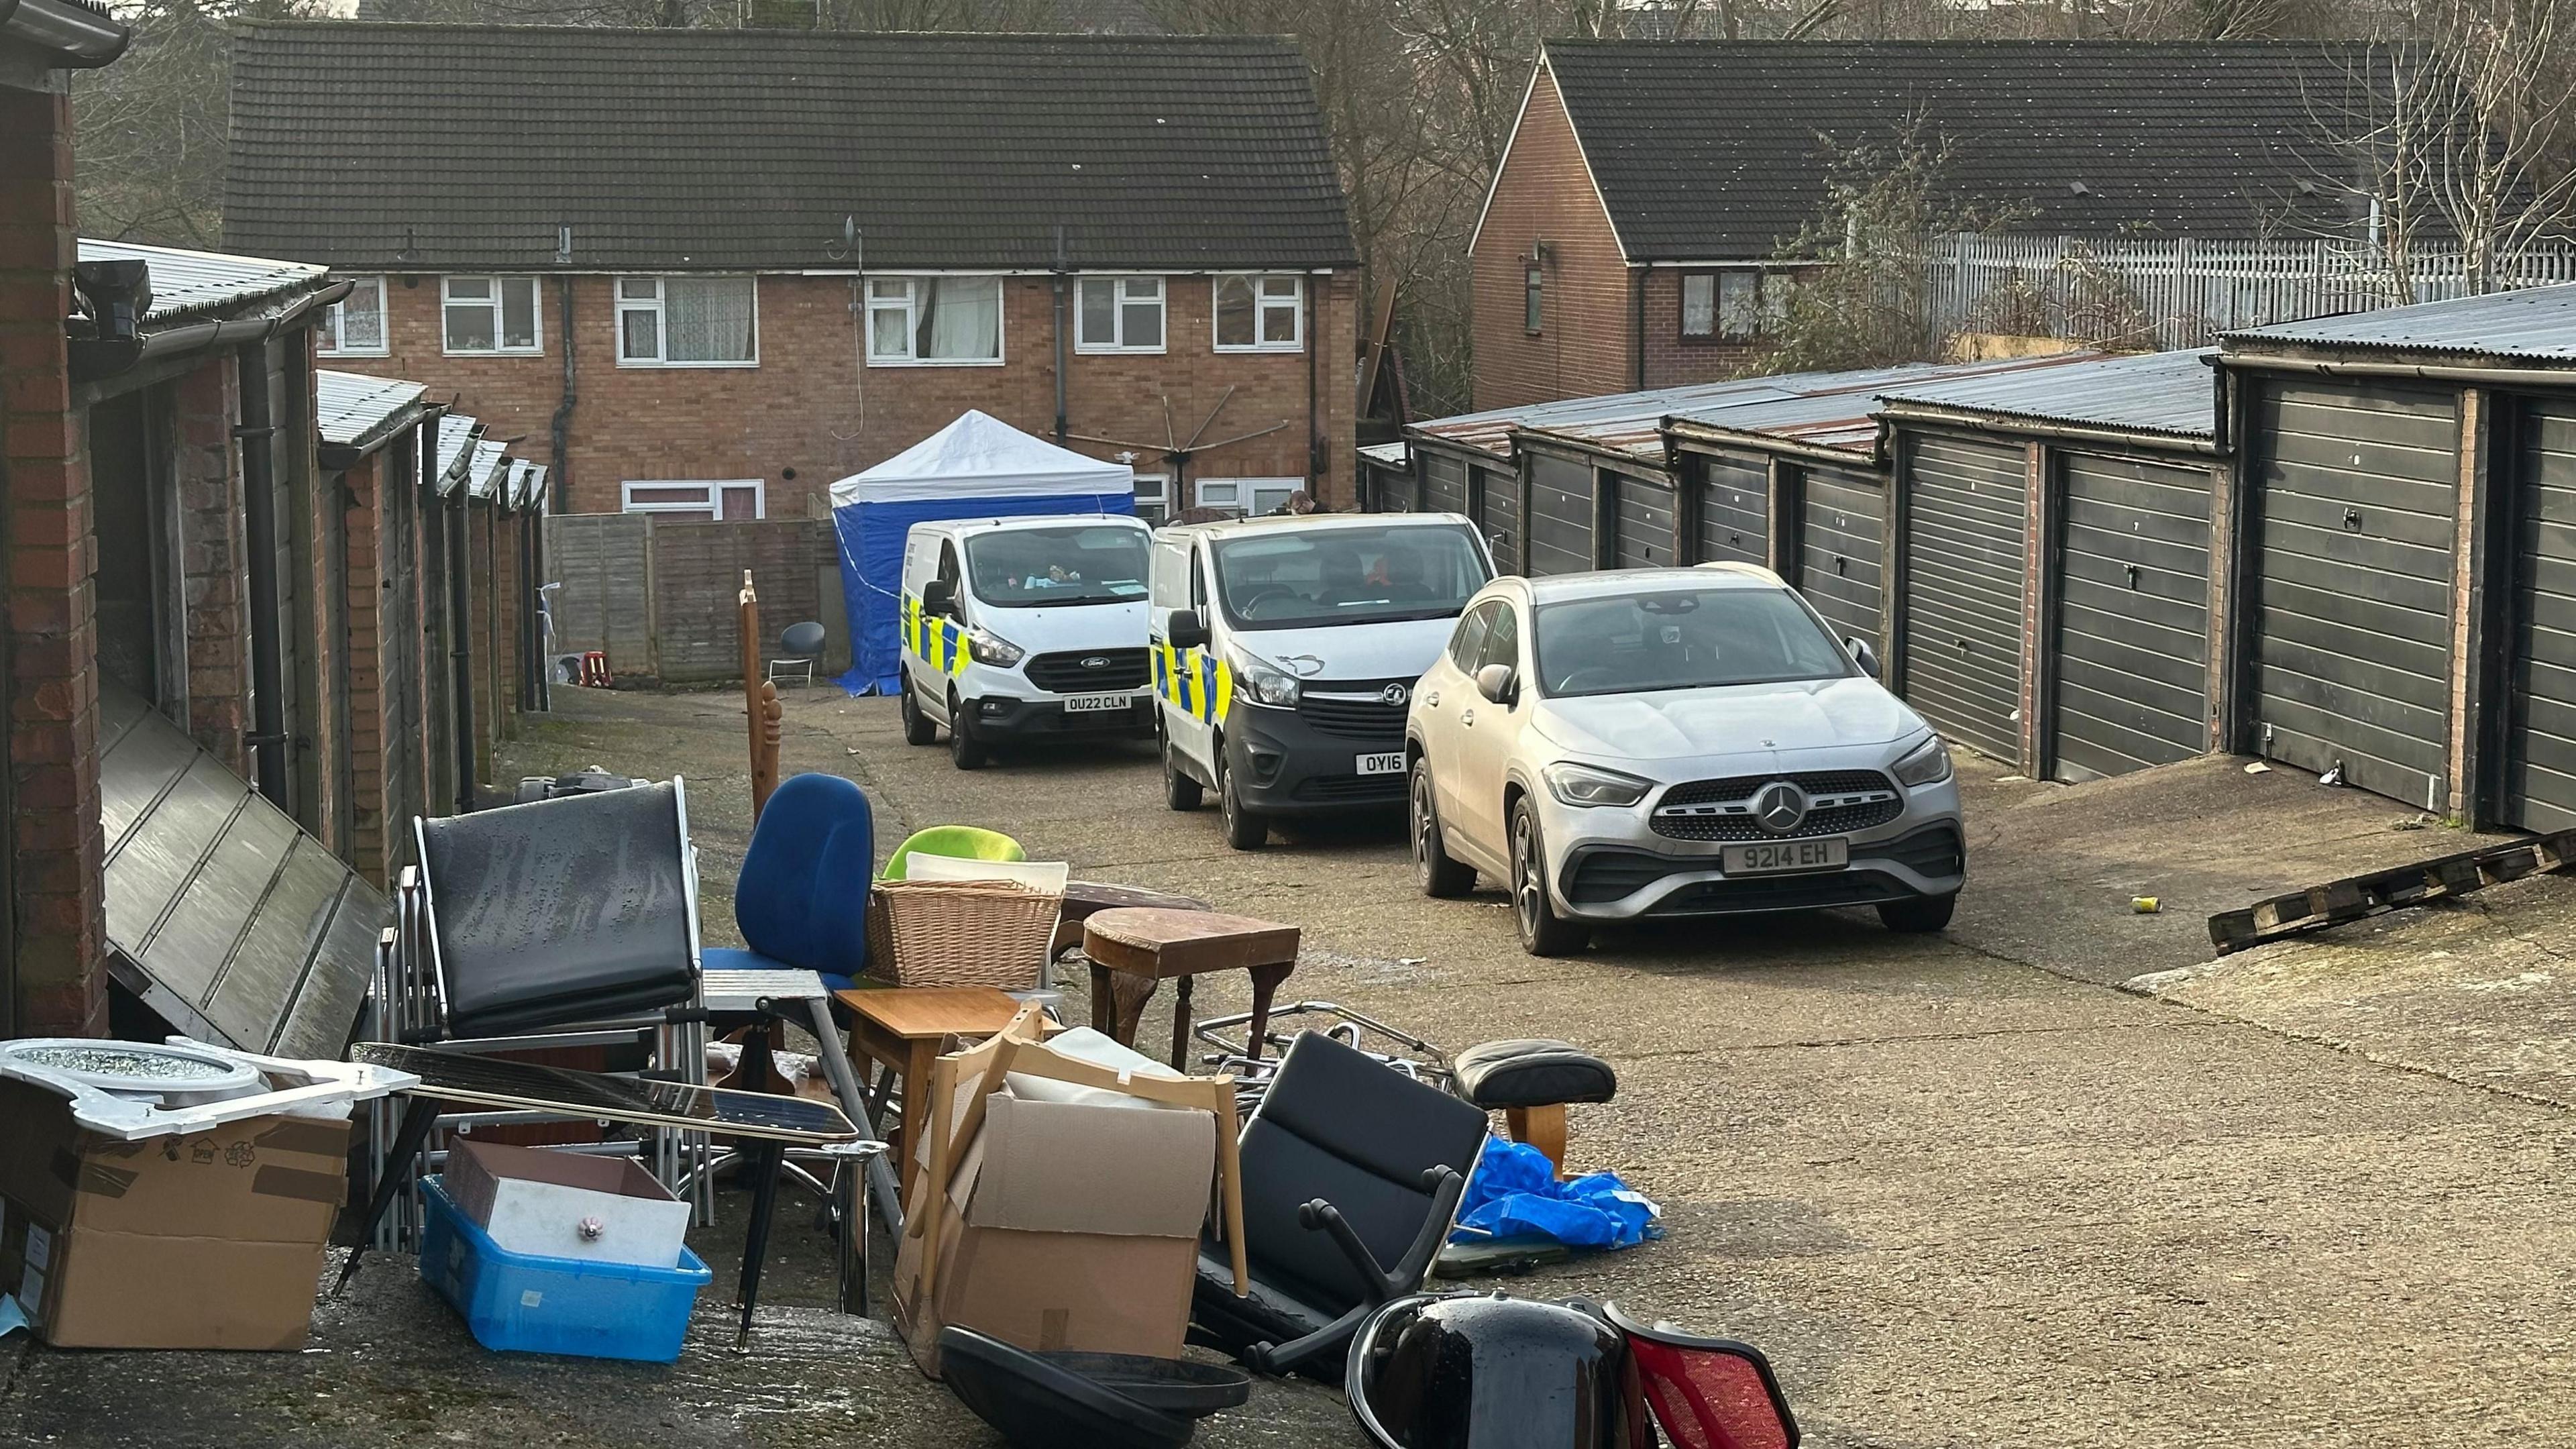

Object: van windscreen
[1208,524,1489,631]
[963,525,1150,608]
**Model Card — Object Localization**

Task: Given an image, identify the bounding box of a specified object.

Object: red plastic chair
[1602,1301,1800,1449]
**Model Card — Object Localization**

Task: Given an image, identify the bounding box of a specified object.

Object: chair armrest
[1244,1298,1377,1379]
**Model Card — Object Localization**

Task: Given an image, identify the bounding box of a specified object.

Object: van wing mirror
[1844,636,1880,678]
[921,578,956,616]
[1166,608,1209,651]
[1474,662,1517,705]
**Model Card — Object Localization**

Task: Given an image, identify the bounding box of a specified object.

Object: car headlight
[1542,761,1654,808]
[965,627,1025,669]
[1892,733,1953,788]
[1230,652,1301,708]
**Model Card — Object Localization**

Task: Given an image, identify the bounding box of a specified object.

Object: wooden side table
[834,985,1056,1211]
[1082,907,1300,1071]
[1050,880,1212,961]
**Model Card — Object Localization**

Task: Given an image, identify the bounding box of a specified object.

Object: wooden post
[740,571,779,819]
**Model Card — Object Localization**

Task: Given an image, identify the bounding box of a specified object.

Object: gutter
[1664,417,1889,470]
[69,279,350,386]
[319,396,439,471]
[1871,403,2224,458]
[0,0,129,67]
[2220,352,2576,389]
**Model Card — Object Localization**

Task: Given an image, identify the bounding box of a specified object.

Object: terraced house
[225,23,1361,525]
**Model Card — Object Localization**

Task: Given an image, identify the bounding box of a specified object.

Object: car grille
[1566,851,1680,904]
[1872,822,1964,878]
[1646,870,1912,915]
[1297,680,1411,741]
[1650,769,1902,843]
[1290,774,1407,803]
[1024,648,1149,693]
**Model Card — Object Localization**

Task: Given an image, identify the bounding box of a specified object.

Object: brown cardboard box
[0,1078,351,1350]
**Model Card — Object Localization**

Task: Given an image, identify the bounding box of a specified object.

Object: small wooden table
[835,985,1057,1208]
[1083,907,1301,1071]
[1050,880,1212,961]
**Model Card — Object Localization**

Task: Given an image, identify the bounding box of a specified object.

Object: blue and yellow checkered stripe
[901,594,970,677]
[1155,643,1232,727]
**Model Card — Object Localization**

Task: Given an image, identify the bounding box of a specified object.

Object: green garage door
[1424,451,1469,514]
[2051,453,2211,782]
[1472,464,1519,571]
[2508,402,2576,830]
[1613,474,1676,568]
[2251,380,2456,810]
[1800,462,1884,649]
[1695,455,1768,566]
[1900,435,2027,764]
[1527,453,1594,576]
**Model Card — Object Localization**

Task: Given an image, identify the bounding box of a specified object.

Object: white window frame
[1131,472,1171,525]
[1195,477,1301,519]
[441,275,543,356]
[1212,274,1303,354]
[1075,275,1167,355]
[620,479,765,520]
[614,274,759,369]
[863,274,1006,368]
[316,274,388,358]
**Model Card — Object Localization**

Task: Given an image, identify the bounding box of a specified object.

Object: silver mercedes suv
[1403,565,1966,955]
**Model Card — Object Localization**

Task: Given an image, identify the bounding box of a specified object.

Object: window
[1195,477,1299,519]
[1132,473,1170,527]
[1532,586,1851,698]
[1214,274,1302,352]
[616,276,757,366]
[865,276,1002,365]
[1479,599,1521,672]
[1077,276,1164,353]
[1208,523,1491,631]
[620,480,763,521]
[442,276,541,354]
[1685,268,1796,343]
[965,525,1150,608]
[1524,264,1544,335]
[1680,273,1716,339]
[317,275,386,356]
[1447,600,1498,672]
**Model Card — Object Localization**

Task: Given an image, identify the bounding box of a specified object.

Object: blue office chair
[702,771,874,992]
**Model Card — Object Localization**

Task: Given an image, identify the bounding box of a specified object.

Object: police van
[1150,512,1493,847]
[898,515,1157,769]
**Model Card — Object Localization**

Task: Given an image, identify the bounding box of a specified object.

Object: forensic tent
[831,410,1136,692]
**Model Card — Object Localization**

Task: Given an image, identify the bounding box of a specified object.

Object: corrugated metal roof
[75,238,328,323]
[1357,440,1409,468]
[314,369,429,449]
[466,439,507,500]
[433,413,481,490]
[1412,376,1803,459]
[1874,347,2217,438]
[2222,284,2576,362]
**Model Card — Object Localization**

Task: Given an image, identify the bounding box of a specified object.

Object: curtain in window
[920,277,1000,360]
[667,277,755,362]
[342,280,385,350]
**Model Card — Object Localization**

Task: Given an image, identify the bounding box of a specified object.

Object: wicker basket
[865,877,1062,989]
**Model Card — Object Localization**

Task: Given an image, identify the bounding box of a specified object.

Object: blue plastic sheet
[1450,1136,1662,1251]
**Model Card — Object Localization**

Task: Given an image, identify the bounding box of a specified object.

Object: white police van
[1149,512,1493,847]
[898,515,1157,769]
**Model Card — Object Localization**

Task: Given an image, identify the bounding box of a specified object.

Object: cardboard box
[0,1078,350,1350]
[443,1138,688,1269]
[892,1027,1229,1378]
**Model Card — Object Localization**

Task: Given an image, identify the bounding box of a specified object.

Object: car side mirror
[1166,608,1208,651]
[921,578,956,616]
[1843,637,1880,678]
[1474,662,1517,705]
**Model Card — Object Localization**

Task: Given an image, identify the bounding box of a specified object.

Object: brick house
[1470,40,2372,411]
[224,24,1362,527]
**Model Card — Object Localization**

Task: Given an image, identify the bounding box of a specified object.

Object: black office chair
[1189,1030,1491,1379]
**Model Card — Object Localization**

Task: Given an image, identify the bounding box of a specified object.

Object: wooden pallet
[2208,830,2576,955]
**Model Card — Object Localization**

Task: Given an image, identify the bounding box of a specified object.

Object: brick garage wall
[1470,64,1635,411]
[339,449,392,885]
[172,360,251,773]
[0,83,104,1035]
[326,269,1360,520]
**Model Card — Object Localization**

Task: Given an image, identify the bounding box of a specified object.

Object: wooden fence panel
[546,513,654,677]
[546,513,837,685]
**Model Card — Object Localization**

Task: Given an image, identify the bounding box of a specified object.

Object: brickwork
[172,360,250,773]
[339,451,391,885]
[324,270,1359,519]
[1470,65,1635,411]
[0,84,104,1036]
[1638,268,1782,388]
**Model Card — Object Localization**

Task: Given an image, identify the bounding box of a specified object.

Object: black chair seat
[1452,1039,1617,1110]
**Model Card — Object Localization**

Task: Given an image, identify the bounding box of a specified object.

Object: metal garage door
[2252,380,2456,810]
[1799,463,1884,647]
[1377,458,1420,513]
[1900,435,2026,763]
[1527,453,1594,577]
[2507,401,2576,830]
[1613,474,1676,568]
[1473,464,1519,570]
[1696,455,1767,566]
[1425,452,1469,514]
[2051,453,2211,782]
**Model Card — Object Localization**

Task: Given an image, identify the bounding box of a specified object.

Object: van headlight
[1230,652,1301,708]
[1542,761,1654,808]
[1892,733,1953,787]
[965,627,1026,669]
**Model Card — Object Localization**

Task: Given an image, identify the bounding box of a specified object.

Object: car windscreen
[963,525,1150,608]
[1532,586,1854,698]
[1208,525,1490,631]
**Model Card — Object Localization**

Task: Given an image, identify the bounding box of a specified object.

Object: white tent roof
[829,409,1133,506]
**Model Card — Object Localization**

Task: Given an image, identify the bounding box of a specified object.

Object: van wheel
[1878,892,1957,934]
[1411,758,1474,899]
[899,679,936,745]
[1509,798,1586,957]
[1163,735,1203,811]
[949,692,989,771]
[1217,749,1267,851]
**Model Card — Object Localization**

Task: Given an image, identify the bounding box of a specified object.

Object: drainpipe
[548,240,576,512]
[1631,267,1647,390]
[1052,224,1069,443]
[236,340,289,805]
[447,486,476,815]
[1305,274,1321,494]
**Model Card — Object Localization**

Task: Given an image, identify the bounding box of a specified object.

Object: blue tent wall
[834,492,1138,694]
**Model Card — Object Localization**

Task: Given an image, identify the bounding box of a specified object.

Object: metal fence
[547,513,849,686]
[1927,233,2576,350]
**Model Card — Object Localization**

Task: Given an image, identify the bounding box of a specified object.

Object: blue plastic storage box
[419,1175,711,1362]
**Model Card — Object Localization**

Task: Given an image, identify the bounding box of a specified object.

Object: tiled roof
[74,238,329,322]
[1540,40,2375,261]
[225,23,1356,273]
[2222,283,2576,362]
[1876,347,2220,439]
[315,369,429,450]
